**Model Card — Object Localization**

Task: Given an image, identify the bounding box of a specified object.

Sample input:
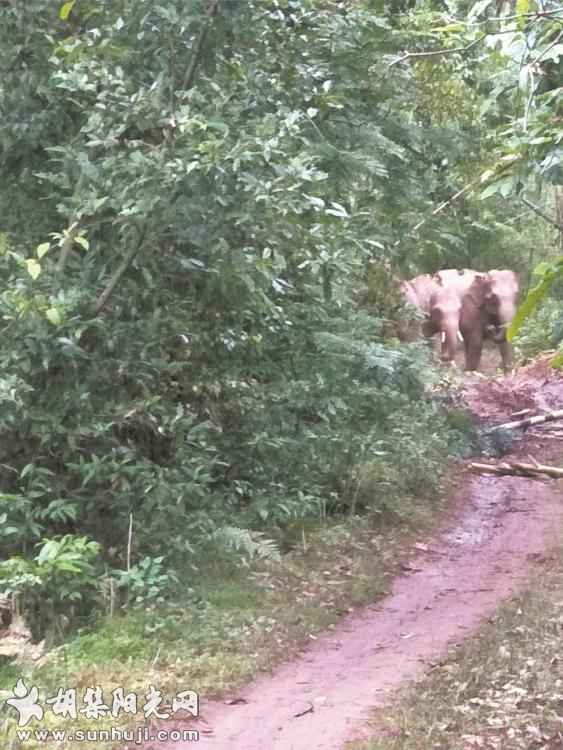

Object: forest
[0,1,562,748]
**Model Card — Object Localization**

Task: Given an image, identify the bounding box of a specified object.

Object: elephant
[399,273,436,315]
[427,269,479,362]
[398,273,439,347]
[400,269,478,363]
[459,270,520,372]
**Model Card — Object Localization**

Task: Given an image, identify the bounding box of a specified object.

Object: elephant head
[435,268,479,298]
[400,270,478,363]
[398,274,438,343]
[459,270,519,372]
[483,270,519,342]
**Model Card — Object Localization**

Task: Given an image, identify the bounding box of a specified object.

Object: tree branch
[389,34,486,67]
[393,177,480,247]
[389,8,563,68]
[393,155,523,249]
[181,0,219,91]
[410,181,475,233]
[520,197,563,233]
[56,221,80,274]
[467,8,563,25]
[93,223,148,316]
[386,7,562,23]
[531,28,563,65]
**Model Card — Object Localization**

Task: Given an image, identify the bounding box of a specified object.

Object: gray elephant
[459,270,520,372]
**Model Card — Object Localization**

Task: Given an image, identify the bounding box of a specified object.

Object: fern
[314,332,430,389]
[211,526,281,563]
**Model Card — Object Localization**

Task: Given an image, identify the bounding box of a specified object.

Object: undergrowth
[0,514,439,748]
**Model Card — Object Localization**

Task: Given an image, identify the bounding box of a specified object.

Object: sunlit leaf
[74,236,89,250]
[59,1,75,21]
[45,307,63,326]
[25,259,41,280]
[516,0,529,10]
[36,242,50,259]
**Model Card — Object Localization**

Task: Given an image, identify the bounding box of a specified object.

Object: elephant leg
[463,331,483,371]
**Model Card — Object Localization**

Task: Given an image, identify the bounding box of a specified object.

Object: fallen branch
[488,409,563,433]
[510,408,532,419]
[470,461,563,479]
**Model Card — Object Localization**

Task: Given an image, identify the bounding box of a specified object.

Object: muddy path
[145,357,563,750]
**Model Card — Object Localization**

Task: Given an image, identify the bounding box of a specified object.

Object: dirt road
[144,357,563,750]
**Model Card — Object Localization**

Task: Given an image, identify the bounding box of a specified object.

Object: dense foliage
[0,0,561,636]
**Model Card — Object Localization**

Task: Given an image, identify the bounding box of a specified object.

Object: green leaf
[74,236,89,251]
[516,0,530,17]
[20,465,35,479]
[480,182,501,200]
[469,0,493,20]
[551,349,563,369]
[499,178,516,198]
[36,539,58,565]
[45,307,63,326]
[59,1,76,21]
[433,23,466,32]
[25,259,41,280]
[532,261,550,276]
[507,273,556,340]
[36,242,50,259]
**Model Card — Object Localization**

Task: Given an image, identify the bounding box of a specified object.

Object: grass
[348,554,563,750]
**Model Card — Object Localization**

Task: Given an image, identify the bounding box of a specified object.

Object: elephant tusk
[457,331,463,342]
[441,332,446,344]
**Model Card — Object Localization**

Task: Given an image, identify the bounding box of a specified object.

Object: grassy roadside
[349,554,563,750]
[0,492,452,749]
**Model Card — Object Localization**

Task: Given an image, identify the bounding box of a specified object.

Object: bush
[0,535,102,639]
[513,297,563,362]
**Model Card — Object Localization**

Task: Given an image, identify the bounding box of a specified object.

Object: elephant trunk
[441,327,458,362]
[486,295,517,341]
